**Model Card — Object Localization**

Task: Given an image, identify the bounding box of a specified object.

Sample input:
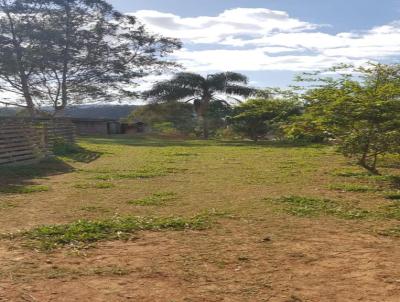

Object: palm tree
[144,72,254,138]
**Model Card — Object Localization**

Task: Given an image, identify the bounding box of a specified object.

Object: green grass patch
[89,167,184,181]
[128,192,177,206]
[74,182,115,189]
[380,203,400,220]
[0,185,49,194]
[11,215,210,250]
[267,196,372,219]
[329,183,379,193]
[385,192,400,200]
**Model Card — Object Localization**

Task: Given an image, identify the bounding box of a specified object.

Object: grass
[128,192,178,206]
[73,182,115,189]
[385,192,400,200]
[329,183,380,193]
[12,214,211,250]
[266,196,373,219]
[0,185,50,194]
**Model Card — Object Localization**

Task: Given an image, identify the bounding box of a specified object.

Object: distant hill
[0,105,138,120]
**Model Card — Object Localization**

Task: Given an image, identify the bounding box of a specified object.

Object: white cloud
[133,8,400,73]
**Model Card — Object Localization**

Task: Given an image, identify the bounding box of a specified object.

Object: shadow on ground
[59,149,103,163]
[0,158,73,187]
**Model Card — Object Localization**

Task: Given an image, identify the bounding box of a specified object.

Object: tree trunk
[198,95,211,139]
[358,153,379,175]
[202,116,209,139]
[58,2,72,111]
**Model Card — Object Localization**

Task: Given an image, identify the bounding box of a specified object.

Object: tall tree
[0,0,42,115]
[144,72,254,138]
[0,0,181,115]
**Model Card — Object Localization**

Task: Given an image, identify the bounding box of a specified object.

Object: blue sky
[109,0,400,88]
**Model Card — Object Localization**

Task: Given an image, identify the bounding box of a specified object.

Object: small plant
[128,192,177,206]
[0,185,49,194]
[266,195,372,219]
[329,183,379,193]
[13,214,211,250]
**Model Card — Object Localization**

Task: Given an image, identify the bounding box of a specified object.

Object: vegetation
[128,192,177,206]
[229,98,301,141]
[266,196,372,219]
[0,185,49,194]
[144,72,254,138]
[16,214,210,250]
[288,63,400,174]
[0,0,180,114]
[126,102,197,136]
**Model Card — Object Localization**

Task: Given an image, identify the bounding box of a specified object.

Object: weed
[380,203,400,220]
[267,196,372,219]
[0,185,49,194]
[128,192,177,206]
[14,214,211,250]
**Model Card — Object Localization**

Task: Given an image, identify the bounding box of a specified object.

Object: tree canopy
[0,0,181,115]
[287,63,400,174]
[144,72,255,138]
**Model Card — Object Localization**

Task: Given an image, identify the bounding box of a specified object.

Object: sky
[108,0,400,88]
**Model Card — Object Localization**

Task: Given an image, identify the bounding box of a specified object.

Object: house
[71,118,123,136]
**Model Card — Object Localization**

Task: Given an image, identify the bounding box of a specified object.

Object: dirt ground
[0,138,399,301]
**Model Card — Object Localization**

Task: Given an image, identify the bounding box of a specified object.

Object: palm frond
[225,85,256,97]
[143,72,206,102]
[143,81,199,102]
[207,72,249,91]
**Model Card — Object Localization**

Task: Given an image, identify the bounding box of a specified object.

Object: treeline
[133,63,400,174]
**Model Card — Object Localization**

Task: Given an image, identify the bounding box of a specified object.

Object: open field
[1,137,400,301]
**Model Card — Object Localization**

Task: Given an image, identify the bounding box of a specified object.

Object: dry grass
[0,136,400,301]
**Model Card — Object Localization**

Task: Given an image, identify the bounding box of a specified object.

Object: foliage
[17,215,210,250]
[229,98,301,141]
[288,63,400,173]
[127,102,196,135]
[144,72,254,138]
[267,196,372,219]
[0,0,181,114]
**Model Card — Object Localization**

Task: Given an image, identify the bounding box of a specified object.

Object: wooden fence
[0,118,75,166]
